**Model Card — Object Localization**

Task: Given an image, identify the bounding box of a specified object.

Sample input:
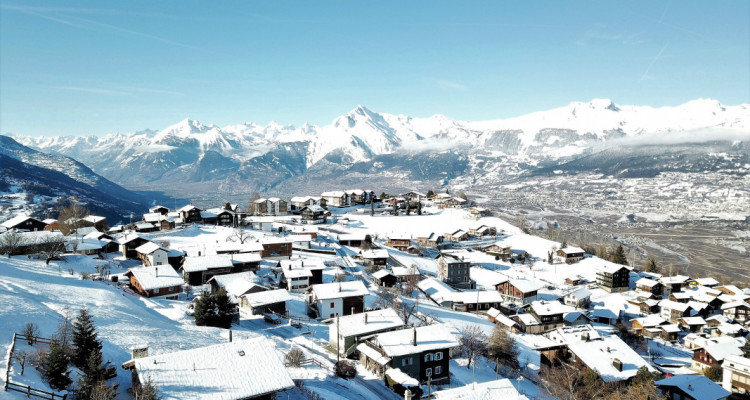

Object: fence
[4,332,66,400]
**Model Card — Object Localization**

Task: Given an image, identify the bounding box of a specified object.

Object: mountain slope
[0,136,152,222]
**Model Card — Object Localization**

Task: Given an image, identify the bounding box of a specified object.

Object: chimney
[412,327,417,346]
[612,358,623,371]
[229,329,232,342]
[338,283,342,292]
[364,313,368,324]
[130,345,149,359]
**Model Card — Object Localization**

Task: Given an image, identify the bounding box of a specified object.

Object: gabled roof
[1,215,44,229]
[567,335,655,382]
[131,338,294,400]
[135,242,167,255]
[659,299,690,312]
[531,300,573,316]
[654,375,730,400]
[82,215,106,223]
[507,279,540,293]
[178,204,200,212]
[310,281,368,300]
[361,249,389,259]
[488,307,517,328]
[567,287,592,299]
[181,255,233,273]
[636,277,661,287]
[701,342,743,362]
[372,269,394,279]
[125,265,182,291]
[239,289,292,308]
[334,308,404,337]
[372,325,458,357]
[558,246,585,255]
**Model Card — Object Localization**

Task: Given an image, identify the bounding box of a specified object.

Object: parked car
[264,313,283,325]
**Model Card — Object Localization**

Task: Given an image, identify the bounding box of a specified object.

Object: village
[0,189,747,400]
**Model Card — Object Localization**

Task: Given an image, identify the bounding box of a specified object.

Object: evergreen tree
[610,245,628,265]
[426,190,435,198]
[76,350,107,399]
[417,200,422,215]
[194,289,233,328]
[743,340,750,358]
[486,325,520,371]
[135,375,162,400]
[643,258,659,273]
[72,307,103,369]
[44,343,72,390]
[405,202,411,215]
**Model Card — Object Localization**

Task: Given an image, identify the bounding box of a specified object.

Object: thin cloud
[640,43,669,81]
[436,80,468,92]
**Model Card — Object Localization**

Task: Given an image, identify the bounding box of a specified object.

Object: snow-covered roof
[135,242,167,255]
[126,265,183,291]
[717,323,744,335]
[372,325,458,357]
[508,279,539,293]
[659,299,690,312]
[695,277,720,286]
[567,335,655,382]
[216,241,264,253]
[515,314,539,326]
[450,290,504,304]
[181,255,233,273]
[302,205,325,213]
[636,278,661,287]
[592,307,619,320]
[531,300,573,316]
[209,272,259,296]
[310,281,368,300]
[132,337,294,400]
[384,368,418,387]
[660,324,681,333]
[82,215,106,223]
[178,204,199,212]
[417,277,456,304]
[433,379,527,400]
[66,237,105,251]
[239,289,292,308]
[390,266,420,277]
[633,315,667,328]
[361,249,389,259]
[487,308,516,328]
[470,268,508,287]
[660,275,689,285]
[567,287,591,299]
[278,259,325,270]
[357,343,391,365]
[334,308,404,337]
[548,324,601,344]
[372,269,394,279]
[559,246,585,255]
[654,375,730,400]
[702,342,743,362]
[1,215,40,229]
[231,253,262,264]
[282,266,312,279]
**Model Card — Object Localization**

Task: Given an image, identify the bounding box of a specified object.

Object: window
[425,368,432,376]
[435,352,443,361]
[402,358,413,366]
[331,302,335,308]
[435,366,442,375]
[424,354,433,362]
[330,313,335,318]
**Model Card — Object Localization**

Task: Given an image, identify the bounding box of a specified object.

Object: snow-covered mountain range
[12,99,750,199]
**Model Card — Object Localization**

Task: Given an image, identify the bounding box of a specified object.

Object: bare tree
[458,324,487,369]
[54,305,75,357]
[285,349,305,367]
[247,192,261,215]
[227,225,252,244]
[89,380,117,400]
[0,230,22,257]
[58,201,90,235]
[23,322,40,345]
[487,325,519,372]
[36,235,67,265]
[540,364,611,400]
[13,350,29,375]
[372,286,399,309]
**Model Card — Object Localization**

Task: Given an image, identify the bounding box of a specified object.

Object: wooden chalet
[1,215,47,232]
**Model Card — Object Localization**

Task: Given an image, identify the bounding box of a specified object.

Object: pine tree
[405,202,411,215]
[44,343,72,390]
[643,258,659,273]
[76,350,107,399]
[426,190,435,198]
[417,200,422,215]
[72,307,103,369]
[486,325,520,371]
[194,289,233,328]
[135,375,162,400]
[610,245,628,265]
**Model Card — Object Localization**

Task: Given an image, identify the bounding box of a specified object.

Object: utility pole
[336,315,340,362]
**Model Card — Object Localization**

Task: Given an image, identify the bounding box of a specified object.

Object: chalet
[563,287,591,309]
[660,275,690,294]
[592,307,620,325]
[116,233,150,259]
[300,205,327,224]
[358,325,458,384]
[135,242,169,267]
[496,279,539,306]
[43,219,61,232]
[124,265,183,299]
[260,237,293,259]
[201,208,235,226]
[443,197,467,208]
[279,261,312,292]
[722,354,750,395]
[66,236,105,255]
[321,191,349,208]
[631,315,670,337]
[337,233,366,247]
[528,300,572,332]
[722,301,750,323]
[386,233,411,251]
[400,191,425,202]
[167,249,186,269]
[79,215,107,231]
[444,229,470,242]
[448,290,504,312]
[134,222,157,233]
[487,308,520,333]
[417,277,457,307]
[216,241,264,255]
[180,255,234,285]
[694,277,720,288]
[373,270,397,287]
[692,342,743,372]
[659,299,692,323]
[390,265,421,284]
[670,291,692,303]
[596,264,630,293]
[307,281,369,319]
[564,311,592,326]
[329,308,404,358]
[178,205,203,223]
[208,272,265,300]
[717,285,747,297]
[635,277,664,297]
[468,224,496,237]
[1,215,47,232]
[290,196,325,213]
[679,316,708,332]
[655,375,730,400]
[468,207,491,217]
[514,313,543,334]
[142,213,175,231]
[231,252,262,273]
[83,231,118,253]
[360,249,389,266]
[556,246,585,263]
[239,289,291,316]
[565,276,584,286]
[122,338,294,400]
[346,189,372,205]
[437,254,474,289]
[539,325,656,383]
[148,205,169,215]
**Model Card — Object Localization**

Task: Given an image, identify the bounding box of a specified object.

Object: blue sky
[1,1,748,136]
